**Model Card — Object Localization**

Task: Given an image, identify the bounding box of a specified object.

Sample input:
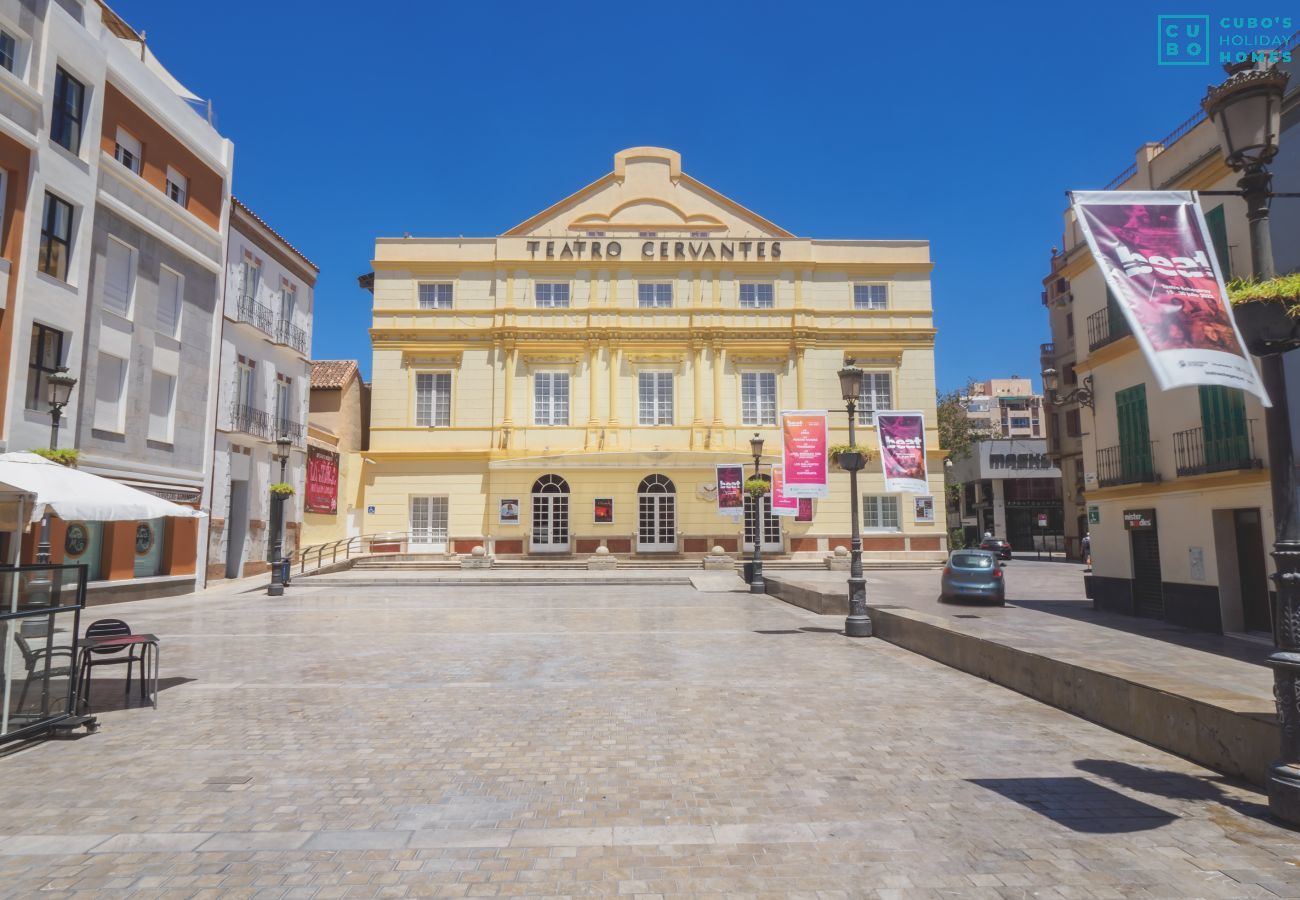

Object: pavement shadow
[967,776,1177,833]
[79,676,196,713]
[1074,758,1270,821]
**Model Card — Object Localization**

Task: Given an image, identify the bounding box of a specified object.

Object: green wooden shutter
[1106,287,1131,339]
[1116,384,1151,480]
[1198,385,1248,468]
[1205,204,1232,279]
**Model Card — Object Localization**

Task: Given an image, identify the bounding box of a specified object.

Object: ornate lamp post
[267,434,293,597]
[749,432,766,594]
[36,367,77,564]
[837,359,871,637]
[1202,60,1300,824]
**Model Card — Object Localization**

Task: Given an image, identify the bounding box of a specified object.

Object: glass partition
[0,564,87,742]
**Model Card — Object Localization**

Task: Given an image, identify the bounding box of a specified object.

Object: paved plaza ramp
[765,564,1278,788]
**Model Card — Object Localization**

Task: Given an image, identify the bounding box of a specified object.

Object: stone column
[502,345,517,448]
[711,342,724,427]
[608,345,620,425]
[587,344,599,425]
[795,346,806,408]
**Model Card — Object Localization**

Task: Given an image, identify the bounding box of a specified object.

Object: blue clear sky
[112,0,1265,391]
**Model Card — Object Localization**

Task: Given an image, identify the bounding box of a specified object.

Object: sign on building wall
[593,499,614,524]
[1088,505,1100,525]
[305,447,340,515]
[780,411,828,498]
[499,499,520,525]
[716,464,744,516]
[914,496,935,523]
[771,465,798,516]
[877,411,929,493]
[1070,190,1269,405]
[796,498,814,522]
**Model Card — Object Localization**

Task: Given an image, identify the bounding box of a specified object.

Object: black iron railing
[276,320,307,355]
[237,296,275,336]
[1173,422,1263,476]
[1097,442,1159,487]
[1087,307,1131,351]
[274,417,305,447]
[231,402,270,438]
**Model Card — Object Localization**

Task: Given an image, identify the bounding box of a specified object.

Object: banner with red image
[716,464,744,517]
[1070,190,1268,404]
[771,465,798,516]
[305,446,340,514]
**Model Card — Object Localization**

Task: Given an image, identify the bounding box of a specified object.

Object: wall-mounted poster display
[914,495,935,523]
[876,411,929,493]
[780,410,828,498]
[796,498,814,523]
[499,499,520,525]
[716,464,744,516]
[594,498,614,524]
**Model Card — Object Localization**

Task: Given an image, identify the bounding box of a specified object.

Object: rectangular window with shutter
[157,265,182,338]
[638,371,673,425]
[741,372,777,425]
[148,371,175,443]
[94,353,127,433]
[101,236,134,317]
[857,372,893,424]
[534,372,570,425]
[114,127,142,175]
[415,373,451,427]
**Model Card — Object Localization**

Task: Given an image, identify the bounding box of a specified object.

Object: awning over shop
[0,453,205,524]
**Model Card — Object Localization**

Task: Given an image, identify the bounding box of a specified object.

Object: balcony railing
[1097,442,1159,487]
[1087,307,1131,352]
[237,296,276,336]
[273,417,306,448]
[1040,342,1055,361]
[231,403,270,439]
[1173,423,1263,477]
[276,320,308,355]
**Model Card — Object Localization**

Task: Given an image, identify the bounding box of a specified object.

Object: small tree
[936,381,991,464]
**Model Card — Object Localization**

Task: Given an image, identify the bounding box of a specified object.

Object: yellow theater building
[360,147,946,561]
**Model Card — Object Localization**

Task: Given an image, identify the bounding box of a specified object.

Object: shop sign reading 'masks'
[1070,190,1269,405]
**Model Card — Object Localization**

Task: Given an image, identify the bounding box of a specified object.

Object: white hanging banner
[1070,190,1268,405]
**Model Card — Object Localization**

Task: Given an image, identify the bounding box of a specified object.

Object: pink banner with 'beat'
[1070,190,1268,404]
[876,411,929,494]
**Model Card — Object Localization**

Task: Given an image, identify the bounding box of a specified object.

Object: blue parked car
[940,549,1005,604]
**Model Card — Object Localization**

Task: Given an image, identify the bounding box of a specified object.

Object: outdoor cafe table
[77,633,159,709]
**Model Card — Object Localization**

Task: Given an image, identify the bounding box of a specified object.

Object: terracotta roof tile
[311,360,358,389]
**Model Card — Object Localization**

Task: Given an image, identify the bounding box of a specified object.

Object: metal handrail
[1173,420,1262,476]
[237,296,276,336]
[276,319,307,354]
[1097,442,1159,488]
[231,402,270,438]
[1086,307,1131,351]
[294,532,414,575]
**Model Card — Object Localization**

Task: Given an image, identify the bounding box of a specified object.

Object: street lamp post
[36,367,77,565]
[749,433,766,595]
[1202,59,1300,824]
[837,359,871,637]
[267,434,293,597]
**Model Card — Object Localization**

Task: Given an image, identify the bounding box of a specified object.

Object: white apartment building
[207,198,315,581]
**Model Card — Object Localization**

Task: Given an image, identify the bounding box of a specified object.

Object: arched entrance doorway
[637,474,676,552]
[530,475,570,553]
[743,474,782,552]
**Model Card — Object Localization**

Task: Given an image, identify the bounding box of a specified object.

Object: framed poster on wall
[594,498,614,524]
[914,495,935,523]
[499,499,520,525]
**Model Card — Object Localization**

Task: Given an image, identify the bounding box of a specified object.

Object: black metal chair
[79,618,146,710]
[14,632,76,714]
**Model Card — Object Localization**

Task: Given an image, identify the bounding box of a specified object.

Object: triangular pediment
[503,147,792,238]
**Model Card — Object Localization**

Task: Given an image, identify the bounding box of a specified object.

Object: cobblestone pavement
[2,580,1299,898]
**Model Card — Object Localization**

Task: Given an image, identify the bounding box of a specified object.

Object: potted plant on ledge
[1229,274,1300,355]
[828,444,873,472]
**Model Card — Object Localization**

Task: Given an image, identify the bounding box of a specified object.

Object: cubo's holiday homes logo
[1158,14,1293,66]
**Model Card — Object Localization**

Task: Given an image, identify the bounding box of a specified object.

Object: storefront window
[133,518,165,577]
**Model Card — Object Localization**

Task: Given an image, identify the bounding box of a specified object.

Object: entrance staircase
[347,555,829,572]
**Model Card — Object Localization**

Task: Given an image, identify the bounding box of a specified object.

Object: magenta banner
[771,465,797,516]
[877,411,928,494]
[716,464,744,517]
[780,410,828,498]
[1070,191,1268,404]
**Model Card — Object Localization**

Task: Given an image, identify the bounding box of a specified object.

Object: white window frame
[740,371,777,426]
[535,282,570,309]
[853,283,889,310]
[236,361,255,410]
[862,495,901,532]
[148,370,176,443]
[637,282,673,309]
[414,371,451,427]
[241,259,260,302]
[417,282,453,309]
[114,126,142,175]
[857,372,893,425]
[533,371,570,426]
[93,352,128,434]
[101,234,136,319]
[157,264,183,339]
[739,282,774,309]
[638,371,674,425]
[165,165,188,208]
